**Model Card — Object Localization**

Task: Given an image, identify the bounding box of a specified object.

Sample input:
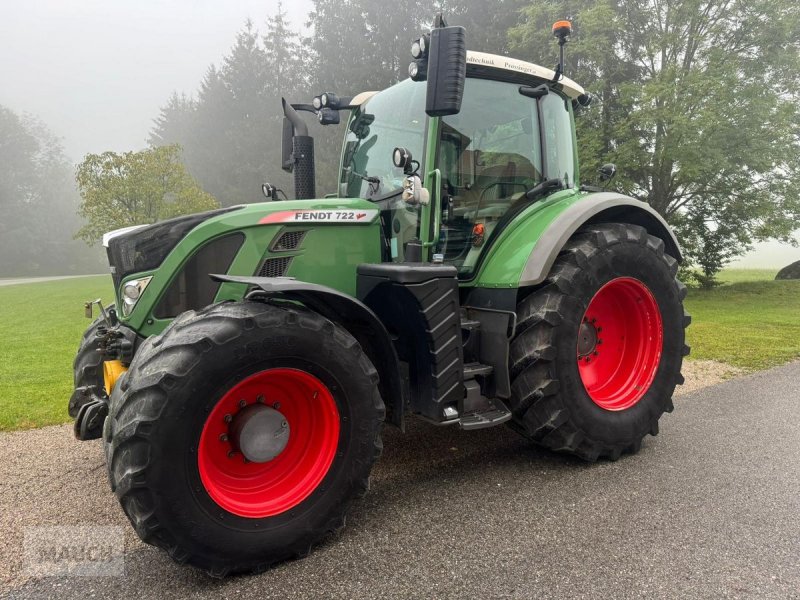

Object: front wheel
[508,223,690,461]
[103,301,384,576]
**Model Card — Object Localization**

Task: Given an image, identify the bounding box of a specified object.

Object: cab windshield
[340,79,427,200]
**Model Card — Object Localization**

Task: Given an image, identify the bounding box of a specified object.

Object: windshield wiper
[344,166,380,184]
[525,178,564,201]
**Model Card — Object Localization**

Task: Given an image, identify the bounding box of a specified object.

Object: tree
[510,0,800,283]
[75,145,218,245]
[0,105,104,276]
[149,92,196,148]
[263,1,305,96]
[150,12,304,207]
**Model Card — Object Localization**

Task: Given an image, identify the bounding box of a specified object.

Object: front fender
[210,274,406,429]
[472,191,681,288]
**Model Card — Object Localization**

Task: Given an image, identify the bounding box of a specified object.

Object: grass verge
[684,279,800,371]
[0,276,112,430]
[0,270,798,431]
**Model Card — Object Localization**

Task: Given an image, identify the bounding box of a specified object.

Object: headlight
[121,276,152,316]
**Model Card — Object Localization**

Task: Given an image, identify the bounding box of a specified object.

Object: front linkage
[71,301,139,440]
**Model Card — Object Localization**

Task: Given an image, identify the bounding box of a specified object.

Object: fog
[0,0,311,161]
[0,0,797,277]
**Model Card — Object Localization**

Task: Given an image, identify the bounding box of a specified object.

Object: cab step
[459,397,512,430]
[463,362,493,378]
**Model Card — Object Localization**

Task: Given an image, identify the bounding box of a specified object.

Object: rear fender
[472,191,681,288]
[519,192,681,286]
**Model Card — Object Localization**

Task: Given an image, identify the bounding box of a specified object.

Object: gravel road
[1,361,797,599]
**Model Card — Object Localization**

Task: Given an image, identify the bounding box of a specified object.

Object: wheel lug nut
[256,395,265,404]
[281,421,288,428]
[273,402,281,410]
[224,414,232,423]
[227,450,236,459]
[596,327,602,332]
[219,433,228,442]
[597,339,603,345]
[239,399,247,408]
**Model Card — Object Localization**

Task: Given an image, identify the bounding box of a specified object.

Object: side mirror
[425,25,467,117]
[598,163,617,182]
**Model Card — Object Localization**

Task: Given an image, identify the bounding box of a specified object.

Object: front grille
[106,207,240,288]
[270,230,307,251]
[258,256,292,278]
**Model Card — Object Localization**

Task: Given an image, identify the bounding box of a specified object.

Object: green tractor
[70,17,689,576]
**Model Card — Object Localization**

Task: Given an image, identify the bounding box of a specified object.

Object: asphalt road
[3,362,799,599]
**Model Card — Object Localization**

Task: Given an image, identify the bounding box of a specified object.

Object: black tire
[508,223,690,461]
[68,308,114,418]
[103,301,384,576]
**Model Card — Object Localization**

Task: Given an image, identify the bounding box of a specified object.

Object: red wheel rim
[198,368,340,518]
[577,277,663,411]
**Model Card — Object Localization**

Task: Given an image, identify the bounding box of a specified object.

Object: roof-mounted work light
[317,107,340,125]
[320,92,337,108]
[411,34,429,59]
[408,59,427,81]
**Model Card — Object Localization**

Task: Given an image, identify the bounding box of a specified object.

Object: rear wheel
[508,224,690,461]
[103,301,384,576]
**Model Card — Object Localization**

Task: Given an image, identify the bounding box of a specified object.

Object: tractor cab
[337,58,583,274]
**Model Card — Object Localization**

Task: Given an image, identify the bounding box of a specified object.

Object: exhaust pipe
[281,98,316,200]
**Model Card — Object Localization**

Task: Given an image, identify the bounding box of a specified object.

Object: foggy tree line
[2,0,798,280]
[148,0,526,206]
[149,0,800,283]
[0,107,105,276]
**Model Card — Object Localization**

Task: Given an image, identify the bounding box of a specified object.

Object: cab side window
[437,78,545,272]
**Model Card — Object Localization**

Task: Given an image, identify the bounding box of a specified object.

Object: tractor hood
[104,207,240,288]
[107,198,383,337]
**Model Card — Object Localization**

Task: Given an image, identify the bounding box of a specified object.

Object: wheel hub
[229,404,290,463]
[197,368,340,518]
[577,320,599,358]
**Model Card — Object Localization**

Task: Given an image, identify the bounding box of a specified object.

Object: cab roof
[465,51,585,99]
[349,51,586,108]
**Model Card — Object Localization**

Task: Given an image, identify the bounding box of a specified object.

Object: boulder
[775,260,800,280]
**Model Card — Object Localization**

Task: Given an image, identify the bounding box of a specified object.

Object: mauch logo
[259,209,378,224]
[23,525,125,577]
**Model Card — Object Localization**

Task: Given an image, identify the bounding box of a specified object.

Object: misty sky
[0,0,311,161]
[1,0,797,267]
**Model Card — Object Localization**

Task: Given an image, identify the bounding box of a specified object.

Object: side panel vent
[270,230,307,252]
[258,256,293,278]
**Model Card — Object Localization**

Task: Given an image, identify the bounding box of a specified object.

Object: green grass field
[0,270,798,431]
[0,276,113,430]
[714,268,778,284]
[684,278,800,370]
